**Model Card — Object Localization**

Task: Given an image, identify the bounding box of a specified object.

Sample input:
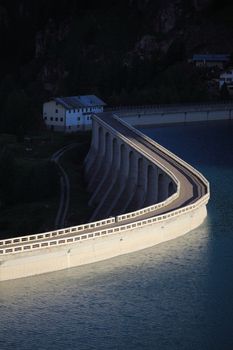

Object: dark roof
[192,54,230,62]
[53,95,106,109]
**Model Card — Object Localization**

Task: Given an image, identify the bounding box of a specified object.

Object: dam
[0,106,213,281]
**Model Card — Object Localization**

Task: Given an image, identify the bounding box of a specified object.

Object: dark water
[1,121,233,350]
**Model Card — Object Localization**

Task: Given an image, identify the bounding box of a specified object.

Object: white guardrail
[0,193,209,255]
[0,113,210,256]
[0,218,115,247]
[116,192,178,222]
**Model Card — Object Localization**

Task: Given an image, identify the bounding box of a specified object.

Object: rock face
[1,1,231,65]
[193,0,212,11]
[0,0,232,109]
[154,2,179,34]
[134,35,159,57]
[0,5,8,27]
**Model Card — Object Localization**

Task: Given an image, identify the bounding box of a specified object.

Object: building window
[50,117,53,121]
[44,117,47,120]
[60,118,63,122]
[55,109,58,113]
[77,117,81,121]
[55,117,58,121]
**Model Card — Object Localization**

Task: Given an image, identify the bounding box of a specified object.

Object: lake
[1,120,233,350]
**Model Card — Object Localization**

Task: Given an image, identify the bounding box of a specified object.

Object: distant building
[43,95,106,132]
[218,68,233,95]
[191,54,230,68]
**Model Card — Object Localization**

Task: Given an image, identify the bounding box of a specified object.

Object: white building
[219,69,233,94]
[191,54,230,68]
[43,95,106,132]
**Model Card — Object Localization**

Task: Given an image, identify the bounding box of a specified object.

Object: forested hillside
[0,0,233,134]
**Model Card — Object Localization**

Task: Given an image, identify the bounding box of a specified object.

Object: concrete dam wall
[85,119,176,221]
[0,111,210,282]
[112,102,233,126]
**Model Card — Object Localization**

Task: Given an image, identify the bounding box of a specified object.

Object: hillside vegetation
[0,0,233,134]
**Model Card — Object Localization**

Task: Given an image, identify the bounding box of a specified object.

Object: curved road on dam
[0,112,208,252]
[98,112,207,207]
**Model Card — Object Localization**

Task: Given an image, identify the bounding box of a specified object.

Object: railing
[0,217,115,247]
[106,101,233,112]
[116,192,178,222]
[0,192,209,255]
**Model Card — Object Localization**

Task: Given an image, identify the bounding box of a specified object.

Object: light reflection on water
[1,121,233,350]
[0,222,211,350]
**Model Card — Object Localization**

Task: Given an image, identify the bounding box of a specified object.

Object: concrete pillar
[144,165,158,206]
[104,143,130,216]
[126,157,148,212]
[119,143,130,179]
[157,172,165,202]
[86,126,105,188]
[168,180,176,197]
[157,171,170,202]
[88,133,114,206]
[84,120,99,171]
[85,119,99,175]
[117,150,139,215]
[87,129,108,192]
[92,119,100,150]
[161,176,176,200]
[89,138,122,220]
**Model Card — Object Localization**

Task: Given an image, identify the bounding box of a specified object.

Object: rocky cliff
[0,0,232,132]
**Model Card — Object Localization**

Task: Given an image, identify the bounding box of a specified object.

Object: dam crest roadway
[0,110,210,281]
